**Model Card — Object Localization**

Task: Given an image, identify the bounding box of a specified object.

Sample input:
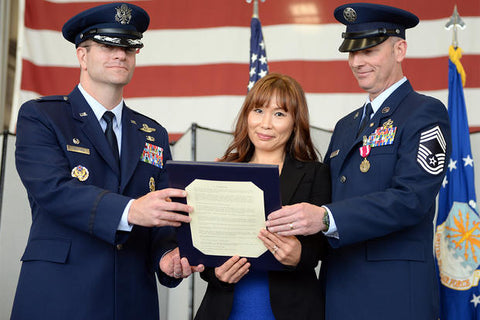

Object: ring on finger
[272,245,279,254]
[173,272,182,278]
[289,223,294,230]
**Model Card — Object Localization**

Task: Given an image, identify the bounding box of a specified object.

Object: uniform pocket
[21,238,71,264]
[366,238,425,262]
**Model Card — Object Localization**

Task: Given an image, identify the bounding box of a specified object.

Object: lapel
[69,87,120,176]
[120,105,148,191]
[279,154,307,205]
[330,106,363,169]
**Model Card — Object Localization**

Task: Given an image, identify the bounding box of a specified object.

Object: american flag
[12,0,480,142]
[248,16,268,91]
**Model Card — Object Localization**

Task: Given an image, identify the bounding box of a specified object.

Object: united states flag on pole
[436,45,480,319]
[248,16,268,91]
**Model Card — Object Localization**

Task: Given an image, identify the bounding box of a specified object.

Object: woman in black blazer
[194,73,331,320]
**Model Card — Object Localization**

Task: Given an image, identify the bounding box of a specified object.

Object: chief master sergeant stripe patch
[417,125,447,175]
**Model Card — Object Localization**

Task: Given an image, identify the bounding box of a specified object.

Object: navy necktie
[102,111,120,164]
[357,103,373,138]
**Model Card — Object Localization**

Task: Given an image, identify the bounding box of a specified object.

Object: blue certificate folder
[166,160,284,271]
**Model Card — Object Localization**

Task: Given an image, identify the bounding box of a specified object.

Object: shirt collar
[364,77,407,115]
[78,84,123,129]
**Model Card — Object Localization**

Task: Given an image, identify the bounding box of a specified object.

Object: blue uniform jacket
[321,81,451,320]
[11,86,180,320]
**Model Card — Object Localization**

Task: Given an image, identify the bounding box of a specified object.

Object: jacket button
[116,244,123,250]
[340,176,347,183]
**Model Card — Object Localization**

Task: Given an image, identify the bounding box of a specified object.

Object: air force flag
[435,46,479,320]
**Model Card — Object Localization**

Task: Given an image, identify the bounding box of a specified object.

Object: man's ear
[76,46,88,70]
[394,39,407,63]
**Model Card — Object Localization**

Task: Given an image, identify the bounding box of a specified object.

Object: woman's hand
[214,256,250,284]
[258,229,301,267]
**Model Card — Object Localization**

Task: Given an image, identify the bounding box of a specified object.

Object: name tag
[67,145,90,155]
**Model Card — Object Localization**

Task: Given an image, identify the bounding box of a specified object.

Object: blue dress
[228,271,276,320]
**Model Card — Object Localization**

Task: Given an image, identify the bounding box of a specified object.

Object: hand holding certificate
[166,160,283,270]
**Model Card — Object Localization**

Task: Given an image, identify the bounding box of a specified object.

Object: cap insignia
[115,4,132,25]
[343,7,357,23]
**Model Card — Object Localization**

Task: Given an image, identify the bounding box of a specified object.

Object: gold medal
[360,158,370,173]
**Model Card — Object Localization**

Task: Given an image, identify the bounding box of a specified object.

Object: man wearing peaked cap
[62,2,149,48]
[334,2,419,52]
[265,3,451,320]
[11,3,203,320]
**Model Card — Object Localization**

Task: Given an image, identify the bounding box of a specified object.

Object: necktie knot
[102,111,115,126]
[364,103,373,119]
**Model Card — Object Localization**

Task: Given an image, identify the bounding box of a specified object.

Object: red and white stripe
[12,0,480,139]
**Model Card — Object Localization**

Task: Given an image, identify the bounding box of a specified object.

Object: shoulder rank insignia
[36,95,68,102]
[140,124,156,133]
[71,165,89,181]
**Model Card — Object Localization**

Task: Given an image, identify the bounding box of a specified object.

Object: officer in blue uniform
[266,3,451,319]
[11,3,203,320]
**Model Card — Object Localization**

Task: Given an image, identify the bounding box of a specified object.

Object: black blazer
[194,155,331,320]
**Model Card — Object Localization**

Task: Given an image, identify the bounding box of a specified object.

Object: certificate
[166,160,283,270]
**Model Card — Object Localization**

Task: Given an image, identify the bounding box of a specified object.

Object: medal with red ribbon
[359,136,371,173]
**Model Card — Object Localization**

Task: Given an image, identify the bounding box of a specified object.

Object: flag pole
[246,0,268,91]
[445,5,466,49]
[246,0,266,18]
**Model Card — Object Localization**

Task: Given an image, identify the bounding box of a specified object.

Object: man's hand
[265,203,326,236]
[128,188,192,227]
[160,247,205,279]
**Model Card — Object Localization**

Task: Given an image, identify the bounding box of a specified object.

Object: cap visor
[338,36,388,52]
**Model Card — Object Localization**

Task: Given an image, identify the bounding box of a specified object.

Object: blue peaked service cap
[62,2,149,48]
[334,3,419,52]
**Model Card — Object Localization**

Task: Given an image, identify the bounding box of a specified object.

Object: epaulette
[35,95,69,102]
[130,108,160,126]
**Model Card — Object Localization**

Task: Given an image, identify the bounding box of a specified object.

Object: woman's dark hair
[220,73,318,162]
